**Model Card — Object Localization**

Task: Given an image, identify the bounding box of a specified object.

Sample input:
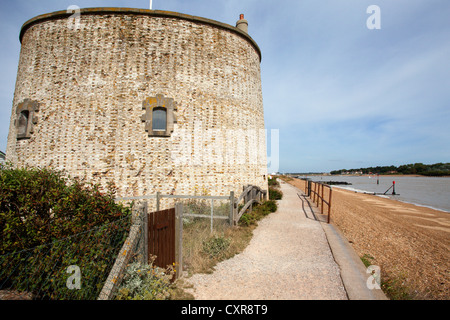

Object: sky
[0,0,449,173]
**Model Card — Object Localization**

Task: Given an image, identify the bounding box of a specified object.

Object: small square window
[152,107,167,131]
[141,94,177,137]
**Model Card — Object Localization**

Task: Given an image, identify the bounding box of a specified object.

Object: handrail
[236,186,253,205]
[234,185,267,224]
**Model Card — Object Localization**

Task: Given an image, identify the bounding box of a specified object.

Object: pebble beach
[288,177,450,299]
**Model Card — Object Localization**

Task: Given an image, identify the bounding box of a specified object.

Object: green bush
[269,187,283,200]
[115,260,174,300]
[268,177,279,187]
[0,165,131,254]
[238,200,278,227]
[0,165,132,299]
[264,200,278,213]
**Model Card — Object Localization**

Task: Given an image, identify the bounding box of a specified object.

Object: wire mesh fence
[0,216,131,300]
[180,197,232,232]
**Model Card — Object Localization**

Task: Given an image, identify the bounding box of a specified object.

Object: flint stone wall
[6,9,268,201]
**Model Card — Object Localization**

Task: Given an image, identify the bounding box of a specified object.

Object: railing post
[156,191,160,211]
[210,199,214,233]
[175,203,183,279]
[229,191,235,226]
[143,201,149,265]
[321,184,324,214]
[328,187,332,224]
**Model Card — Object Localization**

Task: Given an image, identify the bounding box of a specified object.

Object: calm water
[299,175,450,213]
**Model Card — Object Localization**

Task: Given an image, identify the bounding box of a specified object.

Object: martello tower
[6,8,268,199]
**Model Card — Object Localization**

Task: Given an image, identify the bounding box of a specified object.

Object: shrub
[0,165,131,254]
[264,200,278,213]
[0,165,132,299]
[202,234,231,259]
[115,259,175,300]
[268,177,279,187]
[238,200,278,227]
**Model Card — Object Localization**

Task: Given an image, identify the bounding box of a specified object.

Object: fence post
[175,203,183,279]
[142,201,149,265]
[98,201,145,300]
[328,187,333,224]
[210,199,214,233]
[229,191,235,226]
[156,192,160,211]
[321,184,324,214]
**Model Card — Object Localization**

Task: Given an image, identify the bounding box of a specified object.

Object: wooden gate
[148,208,175,270]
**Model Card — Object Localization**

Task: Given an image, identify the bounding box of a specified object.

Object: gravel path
[185,181,348,300]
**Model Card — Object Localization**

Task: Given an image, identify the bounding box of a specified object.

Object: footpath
[185,179,387,300]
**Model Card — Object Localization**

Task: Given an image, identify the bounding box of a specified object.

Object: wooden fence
[234,185,267,224]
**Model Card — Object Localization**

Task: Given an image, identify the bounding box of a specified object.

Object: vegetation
[202,234,231,259]
[361,253,412,300]
[330,162,450,176]
[268,176,280,187]
[0,165,131,254]
[269,187,283,200]
[115,259,175,300]
[239,200,278,227]
[268,176,283,200]
[0,165,132,299]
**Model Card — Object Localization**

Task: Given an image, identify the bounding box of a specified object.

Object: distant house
[0,151,5,166]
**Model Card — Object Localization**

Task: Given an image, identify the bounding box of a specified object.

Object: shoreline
[286,177,450,300]
[292,174,450,178]
[331,185,450,214]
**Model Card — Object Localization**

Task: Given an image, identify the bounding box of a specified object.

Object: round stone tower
[6,8,268,199]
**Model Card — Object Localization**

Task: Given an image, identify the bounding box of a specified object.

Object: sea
[296,175,450,213]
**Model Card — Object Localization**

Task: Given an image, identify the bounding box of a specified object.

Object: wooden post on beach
[327,187,332,224]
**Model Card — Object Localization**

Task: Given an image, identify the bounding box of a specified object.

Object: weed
[115,258,174,300]
[202,235,231,259]
[361,254,375,268]
[381,272,413,300]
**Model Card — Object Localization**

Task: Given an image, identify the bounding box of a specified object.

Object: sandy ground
[288,178,450,300]
[184,181,347,300]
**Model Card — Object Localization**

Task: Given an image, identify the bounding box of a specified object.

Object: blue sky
[0,0,449,173]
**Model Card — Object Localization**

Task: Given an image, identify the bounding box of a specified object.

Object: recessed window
[152,107,167,131]
[15,99,39,140]
[141,94,177,138]
[17,111,29,136]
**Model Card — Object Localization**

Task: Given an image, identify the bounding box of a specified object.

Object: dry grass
[182,219,255,275]
[287,177,450,300]
[170,198,278,300]
[170,217,255,300]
